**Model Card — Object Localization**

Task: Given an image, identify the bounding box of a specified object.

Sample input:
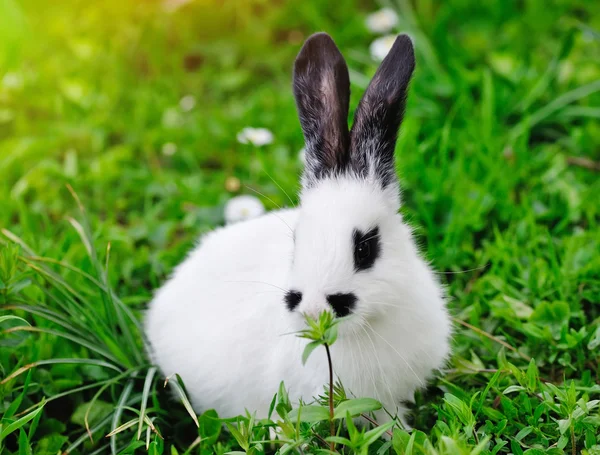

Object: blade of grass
[104,242,143,365]
[67,216,118,338]
[15,377,127,417]
[509,80,600,142]
[0,402,44,445]
[0,315,31,326]
[22,256,143,334]
[514,30,575,113]
[105,418,138,438]
[165,374,199,428]
[65,217,143,366]
[137,367,157,440]
[5,229,142,366]
[2,302,98,342]
[3,370,32,419]
[111,377,136,455]
[65,412,113,454]
[1,358,123,385]
[453,317,531,361]
[2,326,120,364]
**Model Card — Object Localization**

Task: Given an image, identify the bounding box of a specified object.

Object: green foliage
[1,0,599,454]
[297,311,342,364]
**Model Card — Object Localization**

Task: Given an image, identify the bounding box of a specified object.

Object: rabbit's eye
[357,242,371,261]
[353,226,380,271]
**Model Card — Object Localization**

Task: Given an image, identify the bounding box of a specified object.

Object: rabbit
[144,32,452,428]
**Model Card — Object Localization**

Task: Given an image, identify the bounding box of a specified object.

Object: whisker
[352,325,378,402]
[362,319,425,388]
[358,322,395,405]
[364,301,429,323]
[262,169,296,208]
[223,280,287,293]
[244,184,282,210]
[348,326,361,394]
[243,185,295,234]
[434,263,489,275]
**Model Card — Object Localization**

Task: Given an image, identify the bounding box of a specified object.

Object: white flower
[162,107,183,128]
[162,0,193,12]
[179,94,196,112]
[369,34,397,61]
[365,8,399,34]
[161,142,177,156]
[298,147,306,164]
[2,72,24,90]
[236,127,274,147]
[224,195,265,224]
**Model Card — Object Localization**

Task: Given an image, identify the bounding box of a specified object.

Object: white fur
[145,174,451,424]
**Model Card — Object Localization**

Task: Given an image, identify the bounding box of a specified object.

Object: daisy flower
[236,127,274,147]
[224,195,265,224]
[369,34,398,61]
[161,142,177,156]
[179,94,196,112]
[365,8,399,34]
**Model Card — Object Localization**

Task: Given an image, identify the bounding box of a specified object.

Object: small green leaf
[510,439,524,455]
[267,392,277,420]
[302,340,321,365]
[276,381,292,418]
[138,366,157,439]
[199,409,221,446]
[392,428,410,454]
[148,440,160,455]
[325,323,338,345]
[4,370,32,420]
[0,404,44,444]
[225,423,248,451]
[588,326,600,350]
[345,411,358,439]
[363,420,395,445]
[526,359,538,391]
[530,301,570,328]
[71,400,113,428]
[168,374,199,428]
[333,398,382,419]
[287,405,330,422]
[326,435,353,446]
[0,315,31,326]
[18,428,32,455]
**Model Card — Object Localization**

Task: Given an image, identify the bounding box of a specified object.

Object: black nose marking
[327,293,357,317]
[285,290,302,311]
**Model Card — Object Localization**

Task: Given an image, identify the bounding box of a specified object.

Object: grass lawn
[1,0,600,453]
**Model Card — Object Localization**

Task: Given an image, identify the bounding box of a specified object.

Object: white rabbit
[145,33,451,427]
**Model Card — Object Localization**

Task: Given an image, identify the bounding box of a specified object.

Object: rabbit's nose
[299,292,329,320]
[301,307,322,320]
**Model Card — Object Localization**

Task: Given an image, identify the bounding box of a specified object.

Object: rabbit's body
[146,208,305,417]
[145,33,452,425]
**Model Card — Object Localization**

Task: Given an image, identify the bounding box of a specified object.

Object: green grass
[1,0,600,453]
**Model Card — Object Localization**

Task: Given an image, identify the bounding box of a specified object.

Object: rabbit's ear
[293,33,351,187]
[349,35,415,188]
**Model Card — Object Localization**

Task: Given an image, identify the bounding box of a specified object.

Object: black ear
[293,33,351,187]
[349,34,415,188]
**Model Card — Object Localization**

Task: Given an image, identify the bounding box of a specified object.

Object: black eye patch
[353,226,380,271]
[327,293,357,317]
[284,290,302,311]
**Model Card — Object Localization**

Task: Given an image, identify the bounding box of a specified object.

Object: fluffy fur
[145,32,452,426]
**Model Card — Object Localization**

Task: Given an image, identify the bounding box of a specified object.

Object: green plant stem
[324,343,335,452]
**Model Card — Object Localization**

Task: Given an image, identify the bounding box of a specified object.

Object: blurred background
[1,0,600,453]
[1,0,599,286]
